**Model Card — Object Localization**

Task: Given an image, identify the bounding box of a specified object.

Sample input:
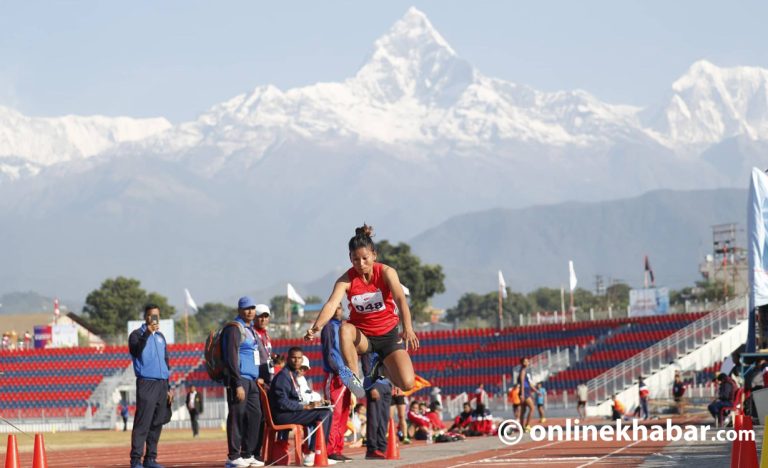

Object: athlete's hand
[402,329,419,351]
[304,326,319,342]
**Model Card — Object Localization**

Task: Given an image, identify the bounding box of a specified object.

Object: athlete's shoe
[225,458,251,467]
[339,366,366,398]
[242,456,265,467]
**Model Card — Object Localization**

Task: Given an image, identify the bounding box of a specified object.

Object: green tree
[376,240,446,322]
[82,277,177,340]
[305,295,323,304]
[446,289,531,327]
[194,302,236,332]
[82,277,148,336]
[527,287,563,311]
[605,282,631,310]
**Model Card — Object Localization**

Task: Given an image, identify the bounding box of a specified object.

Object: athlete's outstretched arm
[304,273,349,341]
[383,266,419,351]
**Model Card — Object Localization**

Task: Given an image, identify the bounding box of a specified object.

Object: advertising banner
[629,288,669,317]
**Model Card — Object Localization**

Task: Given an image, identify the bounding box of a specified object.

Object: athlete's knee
[400,375,415,391]
[339,323,356,342]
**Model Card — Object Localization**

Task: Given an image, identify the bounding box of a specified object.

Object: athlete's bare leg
[383,349,415,391]
[339,323,370,375]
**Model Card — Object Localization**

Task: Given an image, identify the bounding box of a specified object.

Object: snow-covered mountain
[1,7,767,305]
[0,105,171,180]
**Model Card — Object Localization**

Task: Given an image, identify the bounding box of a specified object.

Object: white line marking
[576,439,643,467]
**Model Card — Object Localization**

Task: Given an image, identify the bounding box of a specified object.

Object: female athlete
[304,224,419,397]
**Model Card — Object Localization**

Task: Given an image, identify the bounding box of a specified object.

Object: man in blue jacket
[222,296,265,468]
[128,304,172,468]
[321,305,351,463]
[269,347,335,467]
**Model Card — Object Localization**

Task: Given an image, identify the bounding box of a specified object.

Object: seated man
[708,373,735,426]
[268,347,335,467]
[448,402,473,434]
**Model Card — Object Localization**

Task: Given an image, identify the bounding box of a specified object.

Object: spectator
[222,296,264,467]
[470,402,494,435]
[430,387,443,408]
[611,394,625,420]
[576,382,588,419]
[120,401,130,432]
[128,304,172,468]
[708,373,735,426]
[407,401,432,440]
[364,353,392,460]
[535,382,547,423]
[251,303,274,464]
[448,402,473,434]
[426,401,446,434]
[321,304,352,463]
[268,347,334,467]
[350,403,367,447]
[634,377,650,420]
[509,384,521,420]
[474,383,488,406]
[185,385,203,437]
[672,374,685,415]
[390,386,410,444]
[297,356,322,404]
[273,355,286,374]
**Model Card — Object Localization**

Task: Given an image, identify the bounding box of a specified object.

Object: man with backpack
[222,296,265,467]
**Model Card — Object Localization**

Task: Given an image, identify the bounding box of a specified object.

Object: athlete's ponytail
[349,224,375,252]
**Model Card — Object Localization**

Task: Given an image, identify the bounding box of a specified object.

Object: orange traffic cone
[386,417,400,460]
[32,433,48,468]
[313,422,329,467]
[4,434,20,468]
[739,416,759,468]
[731,414,743,468]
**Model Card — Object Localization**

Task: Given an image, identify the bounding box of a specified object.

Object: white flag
[184,288,199,313]
[498,270,508,299]
[748,168,768,308]
[287,283,306,305]
[53,298,60,317]
[401,284,411,296]
[568,261,578,291]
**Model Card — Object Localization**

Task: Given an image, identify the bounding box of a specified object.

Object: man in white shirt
[576,382,588,419]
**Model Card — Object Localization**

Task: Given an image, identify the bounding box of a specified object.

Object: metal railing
[587,296,747,404]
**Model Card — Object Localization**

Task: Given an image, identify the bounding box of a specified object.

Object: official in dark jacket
[363,353,391,459]
[128,304,172,468]
[222,296,265,467]
[268,347,333,467]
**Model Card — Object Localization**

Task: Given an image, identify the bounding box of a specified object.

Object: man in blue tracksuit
[222,296,265,467]
[128,304,172,468]
[321,305,351,463]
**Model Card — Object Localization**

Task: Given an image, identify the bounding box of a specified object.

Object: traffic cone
[313,422,329,467]
[32,433,48,468]
[386,417,400,460]
[4,434,19,468]
[731,414,744,468]
[760,416,768,468]
[740,416,759,468]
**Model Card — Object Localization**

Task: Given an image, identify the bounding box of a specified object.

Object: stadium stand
[0,312,710,420]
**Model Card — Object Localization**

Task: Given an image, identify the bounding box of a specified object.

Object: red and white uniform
[347,263,399,337]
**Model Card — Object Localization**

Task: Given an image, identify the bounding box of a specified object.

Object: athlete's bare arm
[304,273,350,341]
[382,265,419,351]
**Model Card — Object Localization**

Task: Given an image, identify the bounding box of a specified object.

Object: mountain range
[0,8,765,309]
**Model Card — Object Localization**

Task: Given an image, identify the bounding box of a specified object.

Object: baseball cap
[255,304,271,316]
[301,355,311,369]
[238,296,257,309]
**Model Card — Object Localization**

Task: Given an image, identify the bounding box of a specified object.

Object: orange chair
[257,383,304,466]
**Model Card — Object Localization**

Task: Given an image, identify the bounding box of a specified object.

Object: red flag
[644,256,655,286]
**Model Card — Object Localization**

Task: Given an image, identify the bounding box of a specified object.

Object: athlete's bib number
[351,291,386,314]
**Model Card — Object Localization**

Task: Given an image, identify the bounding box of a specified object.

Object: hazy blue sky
[1,1,766,122]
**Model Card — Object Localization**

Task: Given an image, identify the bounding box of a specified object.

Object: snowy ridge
[3,9,768,179]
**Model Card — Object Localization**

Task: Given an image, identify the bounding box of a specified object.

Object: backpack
[204,321,246,384]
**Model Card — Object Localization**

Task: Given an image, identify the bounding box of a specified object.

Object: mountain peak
[352,8,474,105]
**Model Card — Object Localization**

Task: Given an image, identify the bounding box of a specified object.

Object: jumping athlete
[304,224,419,398]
